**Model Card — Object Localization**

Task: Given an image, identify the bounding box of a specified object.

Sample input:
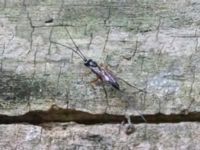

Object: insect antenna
[51,41,87,62]
[64,27,88,62]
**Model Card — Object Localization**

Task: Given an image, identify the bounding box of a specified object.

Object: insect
[51,27,147,133]
[52,27,120,90]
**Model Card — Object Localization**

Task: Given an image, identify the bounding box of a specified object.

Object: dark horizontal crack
[0,107,199,125]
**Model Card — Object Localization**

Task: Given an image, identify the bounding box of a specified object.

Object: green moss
[0,72,62,102]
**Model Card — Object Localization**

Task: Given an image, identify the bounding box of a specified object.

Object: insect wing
[101,68,120,90]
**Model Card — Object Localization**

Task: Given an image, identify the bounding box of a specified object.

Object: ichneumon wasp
[51,27,147,134]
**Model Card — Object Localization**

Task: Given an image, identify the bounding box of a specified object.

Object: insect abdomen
[110,81,120,90]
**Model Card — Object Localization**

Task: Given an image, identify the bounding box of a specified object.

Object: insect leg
[101,83,109,112]
[90,78,100,84]
[117,77,147,93]
[89,77,109,112]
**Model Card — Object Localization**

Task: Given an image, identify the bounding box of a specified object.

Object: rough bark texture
[0,0,200,149]
[1,123,200,150]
